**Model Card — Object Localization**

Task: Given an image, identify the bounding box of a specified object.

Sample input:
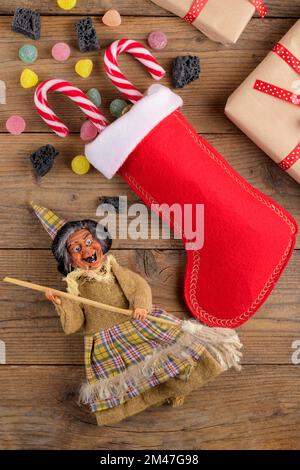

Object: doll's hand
[45,288,61,305]
[133,308,148,321]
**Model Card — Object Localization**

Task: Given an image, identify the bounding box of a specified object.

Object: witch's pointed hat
[31,202,67,240]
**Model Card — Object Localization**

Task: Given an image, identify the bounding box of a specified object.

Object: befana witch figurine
[30,202,242,426]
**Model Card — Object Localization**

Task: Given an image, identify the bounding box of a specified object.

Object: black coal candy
[172,56,200,88]
[12,8,41,40]
[30,145,59,177]
[75,17,100,53]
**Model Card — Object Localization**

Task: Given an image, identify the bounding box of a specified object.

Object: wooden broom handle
[3,277,177,327]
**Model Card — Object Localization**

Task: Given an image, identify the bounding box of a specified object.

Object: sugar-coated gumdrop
[147,31,167,50]
[86,88,101,107]
[20,68,39,88]
[110,98,128,118]
[19,44,38,64]
[75,59,93,78]
[51,42,71,62]
[6,115,26,135]
[71,155,90,175]
[57,0,77,10]
[80,120,98,142]
[102,10,122,27]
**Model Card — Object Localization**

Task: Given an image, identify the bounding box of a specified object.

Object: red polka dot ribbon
[278,144,300,171]
[253,43,300,171]
[183,0,267,23]
[254,80,300,108]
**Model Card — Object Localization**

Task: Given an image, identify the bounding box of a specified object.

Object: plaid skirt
[81,307,205,412]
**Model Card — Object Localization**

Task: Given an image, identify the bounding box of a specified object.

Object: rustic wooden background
[0,0,300,450]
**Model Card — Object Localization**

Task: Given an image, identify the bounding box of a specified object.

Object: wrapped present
[225,20,300,184]
[150,0,267,44]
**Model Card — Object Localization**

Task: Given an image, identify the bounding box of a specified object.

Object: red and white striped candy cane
[34,79,109,138]
[104,39,166,103]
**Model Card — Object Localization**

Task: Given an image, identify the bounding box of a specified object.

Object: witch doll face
[67,228,104,271]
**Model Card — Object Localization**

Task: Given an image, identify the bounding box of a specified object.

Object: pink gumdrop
[6,115,26,135]
[51,42,71,62]
[80,120,98,141]
[147,31,167,50]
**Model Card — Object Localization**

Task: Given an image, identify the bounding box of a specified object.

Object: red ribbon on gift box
[254,43,300,171]
[184,0,267,24]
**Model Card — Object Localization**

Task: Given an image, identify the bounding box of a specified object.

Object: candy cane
[104,39,166,103]
[34,79,109,138]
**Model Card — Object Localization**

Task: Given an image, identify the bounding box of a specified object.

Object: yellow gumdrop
[75,59,93,78]
[71,155,90,175]
[20,68,39,89]
[57,0,77,10]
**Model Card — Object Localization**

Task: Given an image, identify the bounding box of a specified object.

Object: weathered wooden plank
[0,17,296,134]
[0,133,299,249]
[0,365,299,449]
[0,0,299,17]
[0,249,299,365]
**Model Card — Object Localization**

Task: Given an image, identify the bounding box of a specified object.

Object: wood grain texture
[0,250,299,366]
[0,17,297,134]
[0,365,299,450]
[1,0,300,17]
[0,133,299,249]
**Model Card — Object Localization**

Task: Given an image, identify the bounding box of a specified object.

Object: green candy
[86,88,101,107]
[19,44,38,64]
[110,98,128,118]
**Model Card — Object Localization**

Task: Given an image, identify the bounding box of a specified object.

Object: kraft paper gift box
[225,19,300,184]
[150,0,267,44]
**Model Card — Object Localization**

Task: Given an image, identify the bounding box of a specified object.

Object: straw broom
[3,277,176,326]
